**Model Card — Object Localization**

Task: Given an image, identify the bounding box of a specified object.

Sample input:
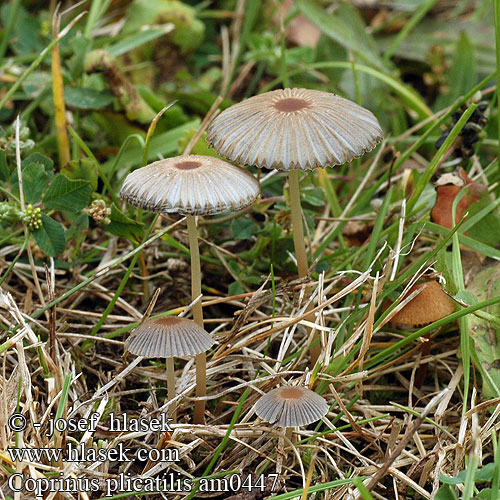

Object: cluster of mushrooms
[120,88,449,439]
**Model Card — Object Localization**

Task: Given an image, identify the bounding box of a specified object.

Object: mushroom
[125,316,214,422]
[385,280,456,391]
[389,280,456,328]
[206,88,383,363]
[254,385,328,443]
[121,154,259,423]
[206,88,383,278]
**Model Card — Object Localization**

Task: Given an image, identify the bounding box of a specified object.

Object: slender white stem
[166,357,176,423]
[288,170,308,277]
[186,215,206,425]
[288,170,320,364]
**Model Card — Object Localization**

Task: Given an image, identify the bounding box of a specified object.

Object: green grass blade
[425,221,500,260]
[383,0,440,62]
[353,477,375,500]
[143,102,177,167]
[367,294,500,369]
[407,102,478,215]
[185,387,251,500]
[267,477,361,499]
[495,0,500,183]
[0,0,22,63]
[67,125,121,207]
[107,134,145,189]
[0,12,86,111]
[451,189,469,414]
[262,61,432,120]
[492,430,500,500]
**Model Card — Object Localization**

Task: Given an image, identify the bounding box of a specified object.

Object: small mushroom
[125,316,214,421]
[254,385,328,443]
[389,281,456,328]
[121,154,259,423]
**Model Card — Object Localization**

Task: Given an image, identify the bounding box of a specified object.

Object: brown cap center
[273,98,310,113]
[175,161,202,170]
[279,387,305,400]
[151,316,185,326]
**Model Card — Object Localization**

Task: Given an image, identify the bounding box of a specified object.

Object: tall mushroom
[207,88,383,362]
[121,154,259,423]
[125,316,214,421]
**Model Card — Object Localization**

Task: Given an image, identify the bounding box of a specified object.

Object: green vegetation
[0,0,499,499]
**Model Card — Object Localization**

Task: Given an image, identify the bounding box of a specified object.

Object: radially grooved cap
[120,154,260,216]
[206,88,383,171]
[125,316,215,358]
[254,385,328,427]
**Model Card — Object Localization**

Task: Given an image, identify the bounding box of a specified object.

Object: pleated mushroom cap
[120,155,259,215]
[254,386,328,427]
[206,88,383,171]
[125,317,214,358]
[391,281,456,328]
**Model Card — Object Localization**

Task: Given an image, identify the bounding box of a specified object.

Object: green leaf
[435,32,477,109]
[23,162,49,204]
[464,192,500,248]
[297,0,388,71]
[1,4,43,56]
[178,128,222,157]
[66,213,89,242]
[10,153,54,195]
[475,463,495,482]
[439,472,465,485]
[315,261,329,273]
[138,86,189,123]
[33,214,66,256]
[67,36,93,80]
[62,158,98,191]
[23,153,54,176]
[100,119,198,172]
[467,263,500,399]
[106,205,144,241]
[426,222,500,261]
[21,71,51,98]
[302,185,325,207]
[231,217,257,240]
[478,489,494,499]
[228,281,244,296]
[0,150,8,181]
[123,0,204,54]
[66,214,89,260]
[455,290,478,306]
[43,174,92,212]
[108,28,170,57]
[435,484,459,500]
[64,87,114,110]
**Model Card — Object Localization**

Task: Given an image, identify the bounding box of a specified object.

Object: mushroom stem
[288,171,321,365]
[285,427,293,447]
[288,170,308,278]
[166,357,176,422]
[186,214,207,425]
